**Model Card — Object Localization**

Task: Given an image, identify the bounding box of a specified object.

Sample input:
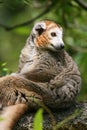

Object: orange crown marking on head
[44,20,58,30]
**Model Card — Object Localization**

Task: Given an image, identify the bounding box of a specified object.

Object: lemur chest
[20,51,65,78]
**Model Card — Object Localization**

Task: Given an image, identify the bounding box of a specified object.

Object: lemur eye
[51,32,56,37]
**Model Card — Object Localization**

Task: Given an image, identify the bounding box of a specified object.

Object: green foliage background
[0,0,87,100]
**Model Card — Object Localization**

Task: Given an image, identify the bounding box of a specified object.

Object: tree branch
[0,1,3,4]
[14,102,87,130]
[0,1,55,31]
[74,0,87,10]
[0,9,48,30]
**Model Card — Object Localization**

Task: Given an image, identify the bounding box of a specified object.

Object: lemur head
[31,20,64,51]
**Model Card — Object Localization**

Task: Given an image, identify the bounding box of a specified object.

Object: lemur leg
[0,75,43,130]
[0,104,28,130]
[47,74,81,105]
[0,75,43,107]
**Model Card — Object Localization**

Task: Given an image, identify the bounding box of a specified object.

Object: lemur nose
[60,44,64,49]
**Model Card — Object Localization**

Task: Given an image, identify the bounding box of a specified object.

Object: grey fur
[17,31,81,109]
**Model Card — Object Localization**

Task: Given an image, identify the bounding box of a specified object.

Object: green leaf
[33,109,43,130]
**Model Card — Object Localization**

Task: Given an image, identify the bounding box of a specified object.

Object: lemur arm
[14,69,81,102]
[25,70,81,108]
[19,67,81,103]
[21,68,56,82]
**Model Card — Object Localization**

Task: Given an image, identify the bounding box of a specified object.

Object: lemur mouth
[51,44,64,51]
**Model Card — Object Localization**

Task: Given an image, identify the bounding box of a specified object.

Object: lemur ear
[33,22,46,35]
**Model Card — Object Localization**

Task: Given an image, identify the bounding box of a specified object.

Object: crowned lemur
[0,20,81,130]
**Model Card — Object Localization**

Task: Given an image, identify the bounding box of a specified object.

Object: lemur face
[32,20,64,51]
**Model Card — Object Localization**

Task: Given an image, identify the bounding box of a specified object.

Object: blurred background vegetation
[0,0,87,100]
